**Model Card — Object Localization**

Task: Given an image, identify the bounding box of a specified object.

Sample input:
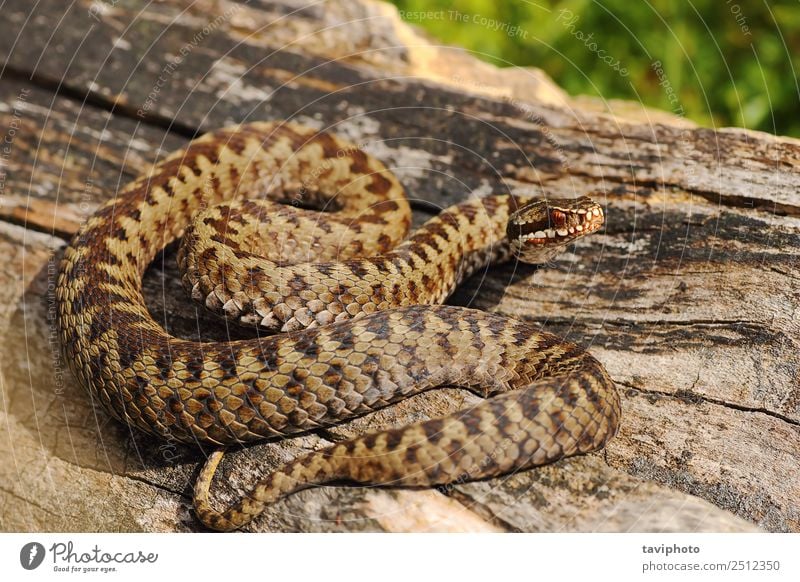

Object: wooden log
[0,0,795,531]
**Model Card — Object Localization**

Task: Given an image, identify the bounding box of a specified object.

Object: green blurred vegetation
[390,0,800,136]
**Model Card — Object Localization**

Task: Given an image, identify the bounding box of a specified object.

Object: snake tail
[194,316,619,531]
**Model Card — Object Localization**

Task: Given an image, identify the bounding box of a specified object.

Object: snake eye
[551,210,567,227]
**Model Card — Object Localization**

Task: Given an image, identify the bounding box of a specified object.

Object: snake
[56,121,621,531]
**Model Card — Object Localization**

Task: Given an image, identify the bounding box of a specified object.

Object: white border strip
[1,533,798,581]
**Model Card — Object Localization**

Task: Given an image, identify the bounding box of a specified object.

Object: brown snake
[56,121,621,531]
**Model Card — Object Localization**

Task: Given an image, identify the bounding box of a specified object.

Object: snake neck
[383,195,526,303]
[179,194,532,332]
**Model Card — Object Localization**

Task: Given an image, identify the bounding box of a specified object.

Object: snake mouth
[508,196,605,248]
[519,207,604,244]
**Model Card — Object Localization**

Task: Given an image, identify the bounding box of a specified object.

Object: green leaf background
[390,0,799,136]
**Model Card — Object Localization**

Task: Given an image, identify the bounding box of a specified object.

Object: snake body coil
[56,122,621,531]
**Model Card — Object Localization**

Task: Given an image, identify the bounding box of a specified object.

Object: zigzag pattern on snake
[56,121,621,531]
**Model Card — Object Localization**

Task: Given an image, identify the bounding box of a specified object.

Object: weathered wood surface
[0,0,797,532]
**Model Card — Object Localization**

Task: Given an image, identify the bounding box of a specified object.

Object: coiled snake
[56,122,621,531]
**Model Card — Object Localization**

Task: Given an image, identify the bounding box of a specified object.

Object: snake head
[507,196,604,264]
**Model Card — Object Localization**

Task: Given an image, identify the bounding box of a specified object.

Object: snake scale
[56,121,621,531]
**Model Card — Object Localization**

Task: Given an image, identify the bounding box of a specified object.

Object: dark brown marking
[377,234,392,251]
[256,347,279,371]
[348,148,371,175]
[220,357,238,378]
[186,355,204,380]
[366,173,392,196]
[422,418,445,443]
[385,429,403,450]
[361,433,377,449]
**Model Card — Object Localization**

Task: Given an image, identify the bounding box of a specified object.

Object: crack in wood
[617,381,800,428]
[0,484,79,521]
[121,472,190,501]
[444,488,517,532]
[1,64,199,138]
[634,179,800,218]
